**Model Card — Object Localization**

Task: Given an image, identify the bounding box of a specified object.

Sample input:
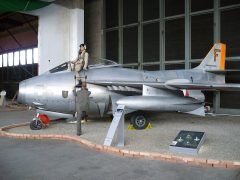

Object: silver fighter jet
[18,43,240,129]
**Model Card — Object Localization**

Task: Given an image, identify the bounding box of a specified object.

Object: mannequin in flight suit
[70,44,89,87]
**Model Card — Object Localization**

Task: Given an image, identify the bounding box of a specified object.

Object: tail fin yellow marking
[220,43,226,70]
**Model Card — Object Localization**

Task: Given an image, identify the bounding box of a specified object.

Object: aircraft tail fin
[194,43,226,71]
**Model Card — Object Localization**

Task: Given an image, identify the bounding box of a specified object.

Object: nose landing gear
[30,114,50,130]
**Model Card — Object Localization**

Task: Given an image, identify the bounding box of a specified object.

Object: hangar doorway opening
[0,12,38,99]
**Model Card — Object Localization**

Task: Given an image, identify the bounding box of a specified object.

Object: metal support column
[160,0,165,70]
[184,0,190,69]
[213,91,220,113]
[213,0,221,113]
[101,0,106,59]
[138,0,143,69]
[214,0,220,43]
[119,0,123,64]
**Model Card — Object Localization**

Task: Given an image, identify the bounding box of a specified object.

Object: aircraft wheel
[30,119,43,130]
[130,112,149,130]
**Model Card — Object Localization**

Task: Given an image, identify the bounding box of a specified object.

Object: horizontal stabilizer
[206,69,240,74]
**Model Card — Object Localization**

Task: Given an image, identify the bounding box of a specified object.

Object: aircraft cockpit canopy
[48,59,121,74]
[49,62,69,73]
[88,59,120,69]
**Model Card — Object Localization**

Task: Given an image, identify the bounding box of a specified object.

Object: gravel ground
[0,104,28,112]
[6,111,240,161]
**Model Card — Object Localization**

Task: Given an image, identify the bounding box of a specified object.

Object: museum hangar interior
[0,0,240,179]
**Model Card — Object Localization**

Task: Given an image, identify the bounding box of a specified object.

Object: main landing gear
[130,111,149,130]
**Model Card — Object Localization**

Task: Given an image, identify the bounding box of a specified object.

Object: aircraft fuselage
[18,66,223,117]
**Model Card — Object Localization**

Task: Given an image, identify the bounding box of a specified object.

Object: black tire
[30,119,43,130]
[130,112,149,130]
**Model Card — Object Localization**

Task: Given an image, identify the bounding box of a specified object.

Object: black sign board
[169,130,206,155]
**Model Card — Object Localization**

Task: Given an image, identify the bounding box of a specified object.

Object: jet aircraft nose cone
[17,81,26,104]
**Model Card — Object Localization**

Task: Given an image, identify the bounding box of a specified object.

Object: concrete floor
[7,110,240,161]
[0,110,240,179]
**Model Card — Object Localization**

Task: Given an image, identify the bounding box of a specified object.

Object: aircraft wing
[88,80,240,91]
[87,80,166,88]
[165,82,240,91]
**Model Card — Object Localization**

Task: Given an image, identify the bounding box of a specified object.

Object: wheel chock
[127,124,135,130]
[128,123,153,130]
[147,123,153,129]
